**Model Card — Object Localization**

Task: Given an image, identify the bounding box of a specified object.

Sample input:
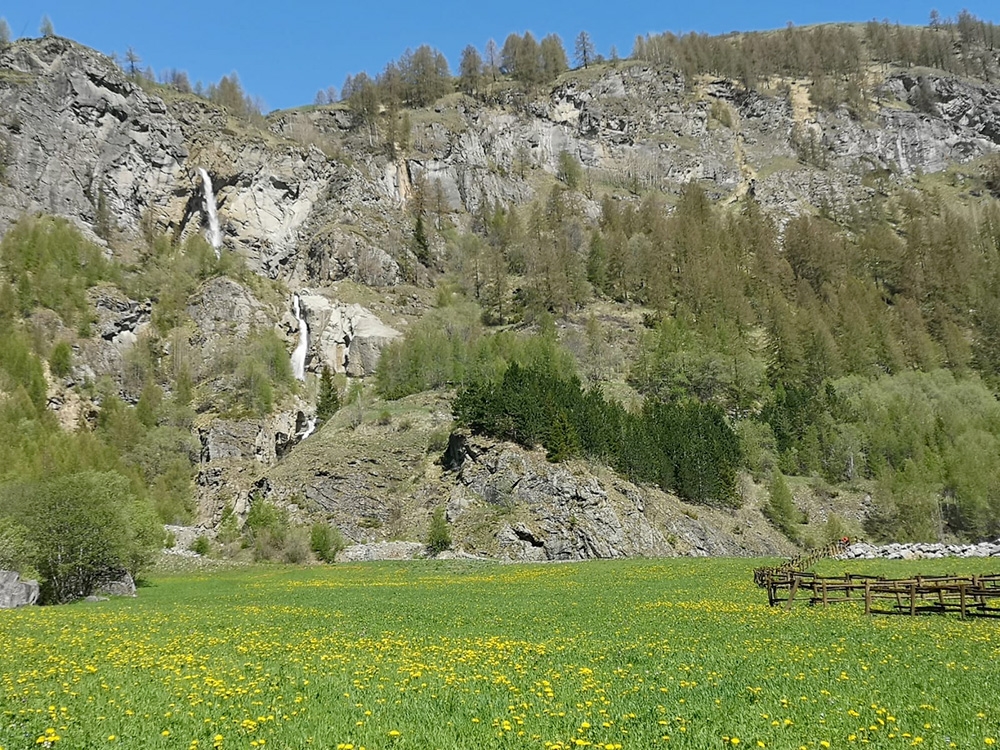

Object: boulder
[96,572,137,598]
[0,570,40,609]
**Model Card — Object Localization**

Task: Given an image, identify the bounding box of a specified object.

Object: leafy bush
[243,496,310,562]
[190,535,211,556]
[0,517,35,576]
[310,522,345,563]
[0,471,161,603]
[426,506,451,555]
[283,526,312,564]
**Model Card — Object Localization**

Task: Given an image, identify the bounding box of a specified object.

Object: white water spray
[198,167,222,258]
[300,416,317,440]
[291,294,308,381]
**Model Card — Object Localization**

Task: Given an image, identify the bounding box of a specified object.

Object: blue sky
[3,1,999,112]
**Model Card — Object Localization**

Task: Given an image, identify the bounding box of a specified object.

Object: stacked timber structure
[760,571,1000,617]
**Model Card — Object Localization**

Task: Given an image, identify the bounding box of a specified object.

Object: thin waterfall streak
[198,168,222,258]
[291,294,308,381]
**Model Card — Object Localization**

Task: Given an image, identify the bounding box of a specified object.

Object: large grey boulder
[96,572,136,598]
[0,570,40,609]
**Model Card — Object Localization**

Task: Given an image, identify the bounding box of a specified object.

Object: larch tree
[458,45,483,95]
[574,31,596,69]
[125,47,141,78]
[540,34,569,80]
[40,14,55,37]
[484,38,500,82]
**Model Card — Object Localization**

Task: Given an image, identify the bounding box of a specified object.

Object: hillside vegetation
[2,12,1000,596]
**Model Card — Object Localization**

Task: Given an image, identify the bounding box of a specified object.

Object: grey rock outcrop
[198,407,304,467]
[295,294,401,377]
[0,570,39,608]
[96,571,137,597]
[4,37,999,296]
[838,540,1000,560]
[0,36,186,238]
[448,433,787,561]
[186,276,272,352]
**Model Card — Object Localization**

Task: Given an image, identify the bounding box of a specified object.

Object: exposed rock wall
[446,433,792,561]
[4,38,999,292]
[0,37,187,237]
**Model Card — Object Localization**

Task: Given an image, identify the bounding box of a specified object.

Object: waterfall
[291,294,308,381]
[198,167,222,259]
[300,416,317,440]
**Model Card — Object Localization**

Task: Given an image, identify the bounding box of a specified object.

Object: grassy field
[2,558,999,749]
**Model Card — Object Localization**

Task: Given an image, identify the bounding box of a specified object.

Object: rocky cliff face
[3,38,999,286]
[4,36,1000,561]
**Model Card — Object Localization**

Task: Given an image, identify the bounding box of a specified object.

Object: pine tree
[316,366,340,422]
[412,214,431,266]
[765,471,802,540]
[40,15,55,37]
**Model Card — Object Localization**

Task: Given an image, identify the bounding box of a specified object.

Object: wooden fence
[757,570,1000,617]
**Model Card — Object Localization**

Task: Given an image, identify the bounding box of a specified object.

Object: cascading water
[198,167,222,259]
[300,416,317,440]
[291,294,308,381]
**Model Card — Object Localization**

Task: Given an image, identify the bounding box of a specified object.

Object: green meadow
[2,559,999,749]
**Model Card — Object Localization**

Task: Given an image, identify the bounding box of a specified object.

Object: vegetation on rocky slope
[3,11,1000,592]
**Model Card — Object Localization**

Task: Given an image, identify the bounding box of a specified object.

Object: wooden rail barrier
[756,569,1000,617]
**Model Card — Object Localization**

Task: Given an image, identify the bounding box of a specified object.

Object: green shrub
[0,517,35,576]
[0,471,161,603]
[190,535,211,556]
[244,496,293,561]
[48,341,73,378]
[310,522,345,563]
[426,506,451,555]
[283,527,311,564]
